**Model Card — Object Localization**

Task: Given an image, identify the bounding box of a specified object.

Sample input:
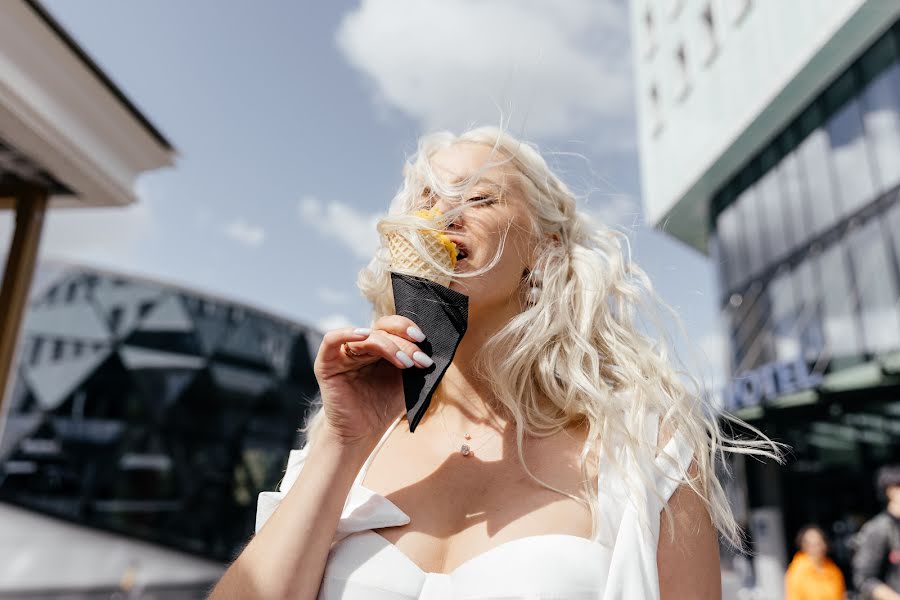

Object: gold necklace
[437,405,501,456]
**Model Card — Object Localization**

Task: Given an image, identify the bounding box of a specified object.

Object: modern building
[630,1,900,597]
[0,262,322,596]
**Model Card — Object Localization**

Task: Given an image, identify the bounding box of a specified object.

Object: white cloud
[335,0,634,144]
[317,313,356,332]
[298,195,382,260]
[223,218,266,247]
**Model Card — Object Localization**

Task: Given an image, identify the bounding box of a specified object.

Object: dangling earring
[523,267,542,307]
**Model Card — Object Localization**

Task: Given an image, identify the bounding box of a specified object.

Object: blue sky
[2,0,725,386]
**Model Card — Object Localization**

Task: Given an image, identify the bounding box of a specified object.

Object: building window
[859,32,900,193]
[846,219,900,354]
[725,0,752,26]
[777,130,813,252]
[109,307,124,332]
[138,301,154,319]
[52,339,65,361]
[819,240,863,365]
[793,257,826,366]
[649,84,664,137]
[65,281,78,303]
[643,7,658,59]
[736,184,765,280]
[756,158,790,266]
[770,268,799,362]
[698,3,718,67]
[796,106,840,237]
[673,44,691,102]
[30,338,44,366]
[887,202,900,291]
[825,93,877,219]
[717,199,749,291]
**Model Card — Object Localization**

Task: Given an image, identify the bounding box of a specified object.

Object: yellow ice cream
[414,207,458,268]
[385,206,459,287]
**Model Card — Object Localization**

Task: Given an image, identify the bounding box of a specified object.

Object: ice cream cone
[385,207,457,288]
[384,207,467,433]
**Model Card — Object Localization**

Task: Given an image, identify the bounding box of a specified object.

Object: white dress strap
[354,412,404,487]
[645,413,695,508]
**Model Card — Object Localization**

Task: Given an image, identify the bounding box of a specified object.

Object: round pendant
[464,433,471,440]
[461,444,471,456]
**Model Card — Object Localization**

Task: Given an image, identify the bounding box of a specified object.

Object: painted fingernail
[407,326,426,342]
[353,327,372,336]
[412,351,434,368]
[396,351,415,368]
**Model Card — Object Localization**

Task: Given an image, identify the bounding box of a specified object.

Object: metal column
[0,184,48,419]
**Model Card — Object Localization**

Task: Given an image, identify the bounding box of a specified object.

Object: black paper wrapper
[390,272,469,433]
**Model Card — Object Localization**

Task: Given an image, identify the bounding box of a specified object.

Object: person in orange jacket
[785,525,846,600]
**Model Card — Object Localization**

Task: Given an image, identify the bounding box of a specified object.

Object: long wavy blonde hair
[300,125,781,549]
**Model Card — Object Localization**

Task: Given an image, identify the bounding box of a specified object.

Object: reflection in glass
[826,98,877,217]
[798,126,840,236]
[887,202,900,278]
[757,164,790,264]
[737,185,766,278]
[717,201,747,291]
[819,241,862,362]
[861,63,900,193]
[769,268,799,361]
[778,144,811,251]
[733,282,775,373]
[846,219,900,354]
[793,258,826,364]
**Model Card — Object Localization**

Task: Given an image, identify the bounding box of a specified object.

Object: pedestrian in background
[785,524,845,600]
[853,465,900,600]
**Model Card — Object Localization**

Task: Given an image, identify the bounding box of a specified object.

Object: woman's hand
[313,315,433,449]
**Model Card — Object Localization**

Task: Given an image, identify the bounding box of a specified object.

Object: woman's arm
[209,434,373,600]
[657,469,722,600]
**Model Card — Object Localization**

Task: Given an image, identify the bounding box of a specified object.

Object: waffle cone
[386,230,455,287]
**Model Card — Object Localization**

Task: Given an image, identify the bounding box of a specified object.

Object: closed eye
[466,195,495,206]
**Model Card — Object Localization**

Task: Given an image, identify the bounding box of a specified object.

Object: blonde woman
[211,127,778,599]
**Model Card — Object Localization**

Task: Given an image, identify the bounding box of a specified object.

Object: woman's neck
[424,365,511,434]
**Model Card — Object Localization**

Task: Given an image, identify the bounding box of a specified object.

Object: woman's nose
[433,197,461,228]
[433,196,451,214]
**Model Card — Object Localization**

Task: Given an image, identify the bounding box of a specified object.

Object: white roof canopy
[0,0,175,207]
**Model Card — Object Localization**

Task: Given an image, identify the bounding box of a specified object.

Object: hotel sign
[725,358,823,412]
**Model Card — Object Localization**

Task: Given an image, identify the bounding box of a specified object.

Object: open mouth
[455,244,469,264]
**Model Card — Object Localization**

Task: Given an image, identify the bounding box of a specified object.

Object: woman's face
[422,142,538,318]
[800,528,827,560]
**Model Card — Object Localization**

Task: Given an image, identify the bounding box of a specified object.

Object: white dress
[256,411,694,599]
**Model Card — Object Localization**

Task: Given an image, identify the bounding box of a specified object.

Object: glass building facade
[711,22,900,389]
[0,265,321,562]
[709,21,900,583]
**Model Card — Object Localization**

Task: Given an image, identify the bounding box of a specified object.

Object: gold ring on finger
[342,342,364,358]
